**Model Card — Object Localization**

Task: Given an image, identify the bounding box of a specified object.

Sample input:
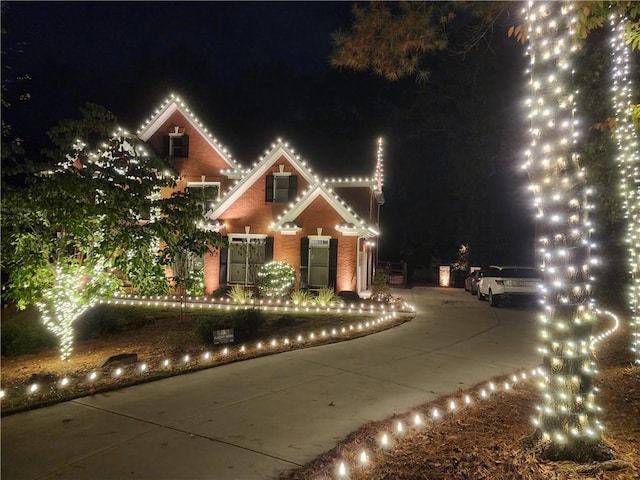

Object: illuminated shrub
[257,261,296,298]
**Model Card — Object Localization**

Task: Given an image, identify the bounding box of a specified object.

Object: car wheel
[489,290,500,307]
[477,288,484,301]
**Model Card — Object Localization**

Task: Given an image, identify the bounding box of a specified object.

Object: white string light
[609,14,640,366]
[2,306,409,408]
[523,0,606,452]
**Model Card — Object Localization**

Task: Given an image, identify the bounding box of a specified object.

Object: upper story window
[187,182,220,213]
[163,126,189,158]
[265,172,297,202]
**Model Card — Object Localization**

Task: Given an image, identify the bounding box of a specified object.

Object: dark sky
[2,1,355,155]
[2,1,536,270]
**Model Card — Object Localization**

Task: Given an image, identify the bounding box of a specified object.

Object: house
[137,94,384,296]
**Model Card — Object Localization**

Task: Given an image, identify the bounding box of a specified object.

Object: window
[163,134,189,158]
[227,236,266,285]
[187,182,220,213]
[308,239,330,288]
[300,237,338,290]
[265,174,297,202]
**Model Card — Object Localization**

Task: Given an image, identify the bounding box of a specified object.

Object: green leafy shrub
[371,269,391,299]
[194,309,265,344]
[75,306,152,341]
[290,289,315,306]
[185,269,205,296]
[1,316,58,356]
[315,287,341,307]
[228,284,254,304]
[212,285,232,298]
[257,261,296,298]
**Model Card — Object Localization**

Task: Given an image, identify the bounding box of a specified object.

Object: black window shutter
[329,239,338,289]
[265,237,274,262]
[219,236,228,286]
[299,237,309,289]
[288,175,298,201]
[182,135,189,158]
[163,136,170,156]
[265,175,274,202]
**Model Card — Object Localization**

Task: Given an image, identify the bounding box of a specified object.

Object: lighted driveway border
[2,287,547,480]
[0,295,415,414]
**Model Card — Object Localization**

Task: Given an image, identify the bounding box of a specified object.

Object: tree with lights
[1,104,222,361]
[332,0,639,462]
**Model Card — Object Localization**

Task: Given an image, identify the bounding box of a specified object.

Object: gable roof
[136,94,241,170]
[205,139,316,219]
[269,182,379,237]
[205,138,378,237]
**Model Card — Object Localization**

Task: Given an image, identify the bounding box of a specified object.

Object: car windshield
[500,268,541,279]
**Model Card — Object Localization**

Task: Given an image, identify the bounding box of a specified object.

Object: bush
[1,316,57,356]
[315,286,341,307]
[257,261,296,298]
[212,285,232,298]
[75,306,151,341]
[185,269,205,296]
[290,289,315,305]
[194,309,265,344]
[228,284,254,304]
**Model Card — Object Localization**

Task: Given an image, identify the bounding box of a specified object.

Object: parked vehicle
[464,269,486,295]
[477,266,542,307]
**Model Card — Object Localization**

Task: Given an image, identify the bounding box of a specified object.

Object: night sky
[2,1,536,275]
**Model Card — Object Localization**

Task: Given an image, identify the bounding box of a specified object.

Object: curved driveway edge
[1,287,540,480]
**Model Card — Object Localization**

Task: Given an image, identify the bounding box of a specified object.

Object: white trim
[207,142,315,219]
[308,234,332,241]
[137,100,239,170]
[228,233,267,241]
[270,184,369,234]
[187,181,220,187]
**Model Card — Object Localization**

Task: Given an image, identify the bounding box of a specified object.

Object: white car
[477,266,542,307]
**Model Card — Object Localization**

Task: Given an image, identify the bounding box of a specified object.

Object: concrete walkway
[1,287,541,480]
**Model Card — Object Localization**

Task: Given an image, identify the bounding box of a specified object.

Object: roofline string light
[136,94,242,170]
[375,136,384,191]
[523,1,606,452]
[609,14,640,366]
[208,138,379,228]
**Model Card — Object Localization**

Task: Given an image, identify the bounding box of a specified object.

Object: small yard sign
[213,328,234,345]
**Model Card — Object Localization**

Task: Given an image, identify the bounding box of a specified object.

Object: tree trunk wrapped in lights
[36,263,119,362]
[522,1,613,461]
[609,14,640,367]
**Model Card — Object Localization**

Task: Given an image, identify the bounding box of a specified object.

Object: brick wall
[146,110,235,194]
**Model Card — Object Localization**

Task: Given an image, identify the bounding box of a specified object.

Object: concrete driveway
[1,287,541,480]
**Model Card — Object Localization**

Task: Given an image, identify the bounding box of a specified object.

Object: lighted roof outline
[269,183,374,236]
[136,93,240,171]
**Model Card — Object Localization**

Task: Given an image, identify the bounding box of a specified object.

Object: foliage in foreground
[0,104,222,361]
